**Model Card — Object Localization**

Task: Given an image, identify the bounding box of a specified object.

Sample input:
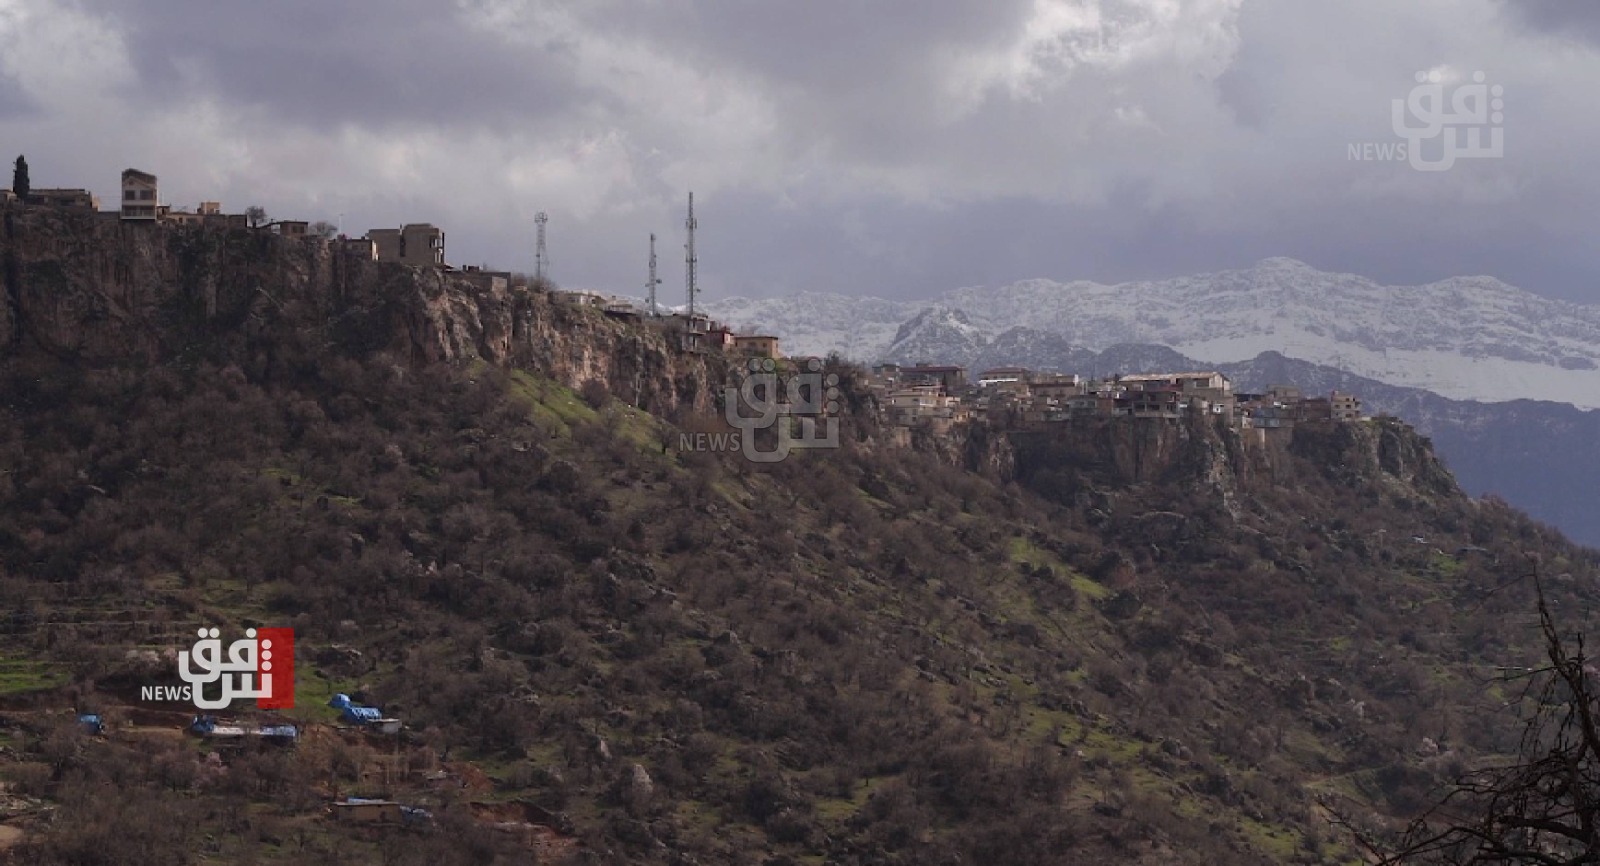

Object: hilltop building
[732,335,781,359]
[121,169,158,220]
[368,223,445,266]
[29,188,100,210]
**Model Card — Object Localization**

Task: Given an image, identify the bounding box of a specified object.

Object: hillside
[2,203,1599,865]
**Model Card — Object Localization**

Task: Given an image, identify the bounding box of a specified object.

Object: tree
[1339,578,1600,864]
[13,155,29,199]
[244,205,268,228]
[308,220,338,239]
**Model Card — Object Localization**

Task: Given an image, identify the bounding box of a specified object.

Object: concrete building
[899,365,968,394]
[277,220,309,239]
[1120,371,1231,395]
[1330,391,1362,421]
[29,188,100,210]
[458,266,512,293]
[368,223,445,266]
[334,236,379,260]
[732,335,781,359]
[162,209,206,227]
[121,169,158,220]
[1029,373,1083,402]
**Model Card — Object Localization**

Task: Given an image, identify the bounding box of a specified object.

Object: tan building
[1330,391,1362,421]
[732,335,781,359]
[1120,371,1231,394]
[334,237,378,260]
[1029,373,1083,401]
[900,365,968,394]
[162,209,206,227]
[277,220,309,239]
[29,188,100,210]
[121,169,158,220]
[887,385,963,428]
[368,223,445,266]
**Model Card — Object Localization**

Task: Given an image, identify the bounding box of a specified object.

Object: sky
[1,0,1597,304]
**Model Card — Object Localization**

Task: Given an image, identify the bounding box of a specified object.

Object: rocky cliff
[0,202,724,415]
[951,410,1460,522]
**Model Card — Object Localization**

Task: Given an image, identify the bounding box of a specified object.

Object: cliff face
[0,202,722,415]
[955,410,1460,519]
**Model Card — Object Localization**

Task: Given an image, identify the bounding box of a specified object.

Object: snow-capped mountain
[704,258,1600,409]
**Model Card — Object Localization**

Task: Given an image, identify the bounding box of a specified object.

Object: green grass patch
[0,656,70,696]
[813,778,874,822]
[507,369,597,435]
[1238,815,1303,861]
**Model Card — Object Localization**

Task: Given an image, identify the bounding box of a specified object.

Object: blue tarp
[260,724,299,740]
[342,706,383,724]
[329,693,388,726]
[77,714,103,734]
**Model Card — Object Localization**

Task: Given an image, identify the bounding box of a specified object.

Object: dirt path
[0,824,24,850]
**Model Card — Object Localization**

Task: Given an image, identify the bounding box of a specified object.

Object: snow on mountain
[882,306,988,364]
[705,258,1600,409]
[702,291,920,360]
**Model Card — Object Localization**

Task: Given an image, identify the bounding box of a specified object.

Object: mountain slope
[4,201,1600,865]
[707,257,1600,408]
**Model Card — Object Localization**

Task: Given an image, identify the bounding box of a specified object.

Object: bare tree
[309,220,338,239]
[1338,578,1600,864]
[244,205,268,228]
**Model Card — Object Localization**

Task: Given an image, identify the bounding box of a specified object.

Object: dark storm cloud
[0,72,34,121]
[77,0,591,129]
[2,0,1597,306]
[1499,0,1600,44]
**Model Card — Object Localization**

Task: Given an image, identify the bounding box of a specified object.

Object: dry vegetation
[0,315,1596,864]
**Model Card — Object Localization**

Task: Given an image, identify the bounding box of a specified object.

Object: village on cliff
[5,166,1365,439]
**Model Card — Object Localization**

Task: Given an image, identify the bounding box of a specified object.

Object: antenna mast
[684,192,698,318]
[534,212,549,283]
[647,233,661,316]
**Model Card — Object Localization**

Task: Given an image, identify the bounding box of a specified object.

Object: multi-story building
[121,169,158,220]
[368,223,445,266]
[1331,391,1362,421]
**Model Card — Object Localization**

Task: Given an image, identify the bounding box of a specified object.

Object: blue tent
[77,714,103,735]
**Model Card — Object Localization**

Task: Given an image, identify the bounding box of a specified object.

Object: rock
[628,763,654,802]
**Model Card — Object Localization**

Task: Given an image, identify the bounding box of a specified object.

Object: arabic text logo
[1348,70,1503,171]
[173,627,295,710]
[714,358,841,463]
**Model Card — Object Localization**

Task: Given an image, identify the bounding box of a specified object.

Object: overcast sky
[1,0,1597,303]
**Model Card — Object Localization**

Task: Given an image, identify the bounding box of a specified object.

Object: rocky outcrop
[0,202,722,415]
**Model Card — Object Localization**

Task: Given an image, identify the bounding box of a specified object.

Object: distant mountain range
[705,260,1600,547]
[707,257,1600,409]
